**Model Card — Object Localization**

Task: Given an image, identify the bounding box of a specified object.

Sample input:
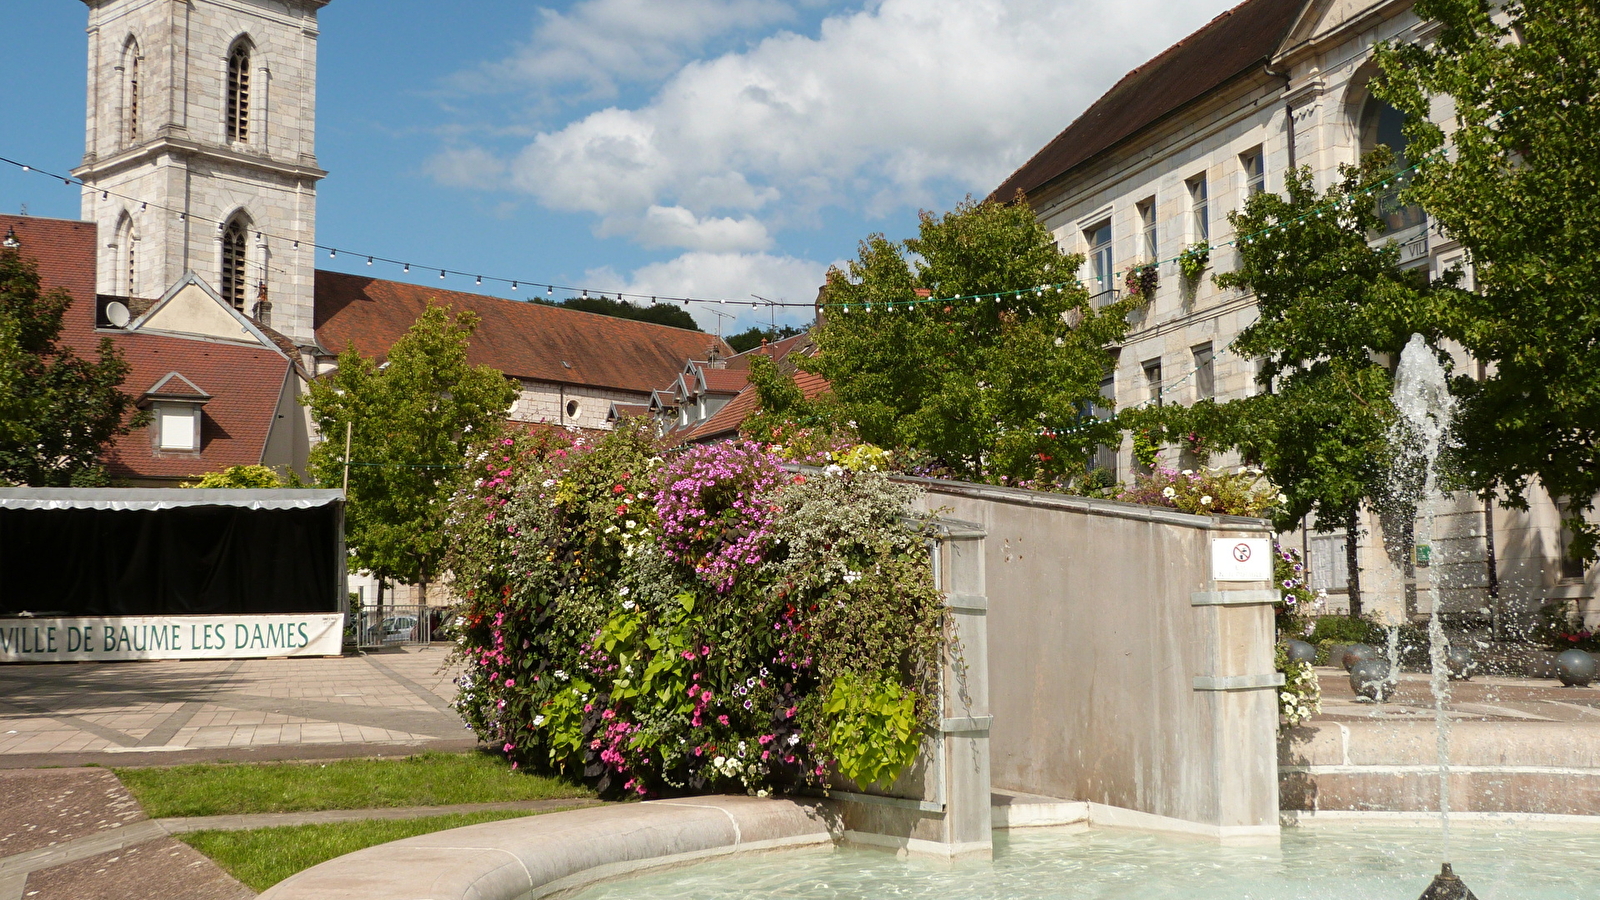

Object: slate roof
[314,271,730,395]
[990,0,1305,202]
[0,214,294,482]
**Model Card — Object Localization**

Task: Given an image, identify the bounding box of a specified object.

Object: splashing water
[1390,333,1458,860]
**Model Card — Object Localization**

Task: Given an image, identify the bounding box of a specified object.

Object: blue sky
[0,0,1233,335]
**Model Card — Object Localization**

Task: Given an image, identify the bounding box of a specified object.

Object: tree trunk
[1346,509,1364,619]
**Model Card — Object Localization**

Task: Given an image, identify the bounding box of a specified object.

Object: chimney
[252,281,272,328]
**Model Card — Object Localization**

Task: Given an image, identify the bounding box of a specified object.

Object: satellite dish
[105,301,131,328]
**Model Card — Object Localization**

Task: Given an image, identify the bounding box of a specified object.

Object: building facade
[996,0,1595,630]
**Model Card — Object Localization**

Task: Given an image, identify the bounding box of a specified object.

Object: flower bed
[446,424,945,798]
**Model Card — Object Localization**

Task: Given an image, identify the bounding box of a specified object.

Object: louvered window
[227,44,250,142]
[221,218,247,309]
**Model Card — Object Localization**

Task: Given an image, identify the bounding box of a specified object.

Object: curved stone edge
[257,795,838,900]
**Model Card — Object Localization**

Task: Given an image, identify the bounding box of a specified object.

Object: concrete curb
[257,795,837,900]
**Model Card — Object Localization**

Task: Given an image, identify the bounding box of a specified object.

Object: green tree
[1376,0,1600,560]
[802,198,1141,486]
[305,303,518,605]
[183,464,284,488]
[0,248,145,486]
[1140,161,1435,615]
[539,295,702,331]
[726,324,805,354]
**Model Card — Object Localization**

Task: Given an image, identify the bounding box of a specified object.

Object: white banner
[0,613,344,663]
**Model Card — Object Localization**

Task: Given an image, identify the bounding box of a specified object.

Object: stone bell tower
[73,0,330,346]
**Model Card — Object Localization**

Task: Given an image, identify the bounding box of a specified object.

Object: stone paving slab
[19,836,253,900]
[0,647,474,768]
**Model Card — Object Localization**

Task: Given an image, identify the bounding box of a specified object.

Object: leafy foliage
[803,197,1142,487]
[304,303,517,599]
[726,324,805,354]
[1117,464,1282,518]
[0,248,145,486]
[1376,0,1600,560]
[537,295,702,332]
[184,465,285,489]
[1177,242,1210,283]
[1274,644,1321,728]
[447,425,946,797]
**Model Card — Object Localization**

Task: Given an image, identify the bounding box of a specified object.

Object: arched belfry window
[115,213,137,297]
[221,215,249,309]
[122,37,141,143]
[226,40,251,142]
[1359,94,1426,233]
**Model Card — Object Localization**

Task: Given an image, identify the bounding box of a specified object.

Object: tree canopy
[538,295,702,332]
[802,197,1141,486]
[726,324,805,354]
[0,248,144,486]
[1376,0,1600,559]
[305,303,518,602]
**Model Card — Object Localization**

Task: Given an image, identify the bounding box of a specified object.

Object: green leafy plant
[1117,464,1282,518]
[822,673,921,788]
[1177,242,1210,283]
[184,464,285,489]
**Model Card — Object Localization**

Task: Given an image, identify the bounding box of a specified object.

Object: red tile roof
[680,367,831,443]
[990,0,1304,202]
[699,368,750,394]
[1,214,293,483]
[314,271,731,395]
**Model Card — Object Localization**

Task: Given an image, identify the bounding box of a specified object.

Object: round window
[565,399,581,419]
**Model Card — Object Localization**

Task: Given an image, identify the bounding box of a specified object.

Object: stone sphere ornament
[1556,649,1596,687]
[1349,657,1394,701]
[1341,643,1379,671]
[1286,640,1317,665]
[1446,647,1475,681]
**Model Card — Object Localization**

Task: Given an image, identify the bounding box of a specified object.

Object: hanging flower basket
[1123,263,1159,300]
[1178,242,1210,283]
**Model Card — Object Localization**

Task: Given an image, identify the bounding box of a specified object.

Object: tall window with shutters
[226,41,251,143]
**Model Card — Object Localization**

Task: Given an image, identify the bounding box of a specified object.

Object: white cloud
[473,0,1232,250]
[470,0,797,102]
[588,251,830,331]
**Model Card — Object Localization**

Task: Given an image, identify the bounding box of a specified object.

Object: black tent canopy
[0,489,345,618]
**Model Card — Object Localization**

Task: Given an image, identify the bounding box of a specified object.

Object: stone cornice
[73,137,327,183]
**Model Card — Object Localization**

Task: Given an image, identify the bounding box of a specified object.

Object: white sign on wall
[1211,538,1272,582]
[0,613,344,663]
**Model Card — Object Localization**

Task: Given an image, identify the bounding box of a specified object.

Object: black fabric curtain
[0,506,338,616]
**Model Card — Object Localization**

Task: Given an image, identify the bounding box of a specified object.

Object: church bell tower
[73,0,330,346]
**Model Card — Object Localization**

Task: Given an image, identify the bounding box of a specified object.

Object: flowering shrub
[446,421,945,798]
[1117,465,1283,518]
[1275,643,1321,727]
[1274,543,1325,637]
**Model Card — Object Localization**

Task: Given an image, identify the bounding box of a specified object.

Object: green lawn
[180,810,557,892]
[115,751,592,818]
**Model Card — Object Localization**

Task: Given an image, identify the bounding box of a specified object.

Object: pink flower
[716,714,729,726]
[504,679,515,688]
[503,742,515,752]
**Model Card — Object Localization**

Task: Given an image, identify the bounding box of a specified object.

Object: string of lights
[0,154,814,311]
[2,146,1432,317]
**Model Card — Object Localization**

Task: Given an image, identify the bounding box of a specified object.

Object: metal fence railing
[352,604,438,647]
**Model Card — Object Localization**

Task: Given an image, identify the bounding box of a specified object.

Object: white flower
[625,520,637,529]
[1200,495,1213,506]
[1237,466,1248,475]
[843,570,862,584]
[532,715,546,726]
[1161,486,1177,499]
[618,586,630,596]
[542,479,555,488]
[823,464,845,477]
[1277,492,1288,504]
[1181,469,1194,476]
[713,755,727,767]
[621,600,636,610]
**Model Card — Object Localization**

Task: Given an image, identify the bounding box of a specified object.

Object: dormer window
[226,41,251,143]
[141,372,210,453]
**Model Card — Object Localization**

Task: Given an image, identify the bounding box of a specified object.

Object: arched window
[122,37,141,143]
[221,215,249,309]
[115,213,137,296]
[226,40,251,142]
[1359,95,1426,233]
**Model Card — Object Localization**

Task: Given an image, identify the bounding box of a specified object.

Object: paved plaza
[0,647,475,768]
[1315,668,1600,723]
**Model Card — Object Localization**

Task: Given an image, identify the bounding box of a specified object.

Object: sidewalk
[0,647,475,768]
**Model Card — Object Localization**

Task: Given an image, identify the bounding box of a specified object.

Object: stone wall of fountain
[910,476,1282,840]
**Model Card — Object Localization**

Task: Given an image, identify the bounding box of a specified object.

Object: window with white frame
[1241,147,1265,196]
[1137,198,1157,260]
[157,403,200,451]
[1142,358,1163,408]
[1084,220,1113,298]
[1187,174,1209,242]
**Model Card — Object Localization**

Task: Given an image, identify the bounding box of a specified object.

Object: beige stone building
[995,0,1595,631]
